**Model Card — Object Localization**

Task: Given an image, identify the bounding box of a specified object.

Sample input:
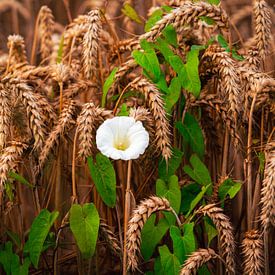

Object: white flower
[96,116,149,160]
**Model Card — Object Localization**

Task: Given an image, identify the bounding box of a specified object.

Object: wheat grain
[77,102,113,159]
[7,35,27,66]
[126,196,171,271]
[128,77,172,161]
[39,100,78,169]
[253,0,272,61]
[180,248,219,275]
[38,6,54,63]
[260,142,275,232]
[197,204,235,274]
[241,230,264,275]
[82,9,102,80]
[0,84,11,149]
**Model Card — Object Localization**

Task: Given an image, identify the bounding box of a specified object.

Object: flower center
[114,138,130,151]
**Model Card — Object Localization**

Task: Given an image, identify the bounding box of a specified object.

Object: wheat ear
[39,100,78,169]
[128,77,171,161]
[126,196,171,271]
[38,6,54,63]
[99,221,121,257]
[0,142,27,204]
[180,248,219,275]
[4,79,48,149]
[82,9,102,80]
[0,84,11,149]
[253,0,272,61]
[77,102,113,159]
[241,230,264,275]
[197,204,235,274]
[260,142,275,232]
[7,35,27,68]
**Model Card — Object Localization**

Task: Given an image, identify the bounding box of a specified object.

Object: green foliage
[218,178,242,201]
[204,217,218,245]
[158,245,180,275]
[170,223,196,263]
[141,214,170,260]
[180,182,201,214]
[122,3,142,24]
[176,113,205,159]
[206,0,220,5]
[24,209,59,268]
[217,34,244,61]
[69,203,99,259]
[165,77,181,113]
[8,171,34,189]
[132,40,161,82]
[117,103,129,116]
[102,67,118,107]
[145,9,163,32]
[156,175,181,213]
[56,35,64,64]
[87,153,116,207]
[158,147,183,181]
[183,154,212,188]
[162,25,178,47]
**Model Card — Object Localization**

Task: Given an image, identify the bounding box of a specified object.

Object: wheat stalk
[39,100,78,169]
[197,204,235,274]
[0,84,11,149]
[77,102,113,159]
[38,6,54,63]
[126,196,171,271]
[128,77,172,161]
[241,230,264,275]
[82,9,102,80]
[180,248,219,275]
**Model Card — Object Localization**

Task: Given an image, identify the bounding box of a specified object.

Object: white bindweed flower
[96,116,149,160]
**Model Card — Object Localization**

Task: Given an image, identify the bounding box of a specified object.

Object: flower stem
[123,160,132,275]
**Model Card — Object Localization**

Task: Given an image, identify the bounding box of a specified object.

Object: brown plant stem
[123,159,132,275]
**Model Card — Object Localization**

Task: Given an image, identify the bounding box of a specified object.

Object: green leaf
[179,47,201,97]
[162,25,178,47]
[56,35,64,64]
[168,55,184,74]
[117,103,129,116]
[204,217,218,246]
[12,257,31,275]
[154,256,165,274]
[183,154,212,188]
[6,231,21,249]
[165,77,181,113]
[69,203,99,259]
[87,153,116,207]
[122,3,142,24]
[141,214,169,260]
[9,171,34,189]
[158,147,183,181]
[132,41,161,82]
[180,182,201,214]
[102,67,118,107]
[155,38,175,62]
[170,223,196,263]
[176,113,205,159]
[145,9,163,32]
[185,184,211,218]
[200,16,215,25]
[158,245,180,275]
[24,209,59,268]
[217,34,228,49]
[218,178,242,201]
[257,151,265,174]
[206,0,220,4]
[156,175,181,213]
[0,242,19,275]
[198,265,212,275]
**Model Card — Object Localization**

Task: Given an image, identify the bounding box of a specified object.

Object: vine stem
[123,160,132,275]
[71,130,78,203]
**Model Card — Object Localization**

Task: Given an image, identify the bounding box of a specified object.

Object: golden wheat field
[0,0,274,274]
